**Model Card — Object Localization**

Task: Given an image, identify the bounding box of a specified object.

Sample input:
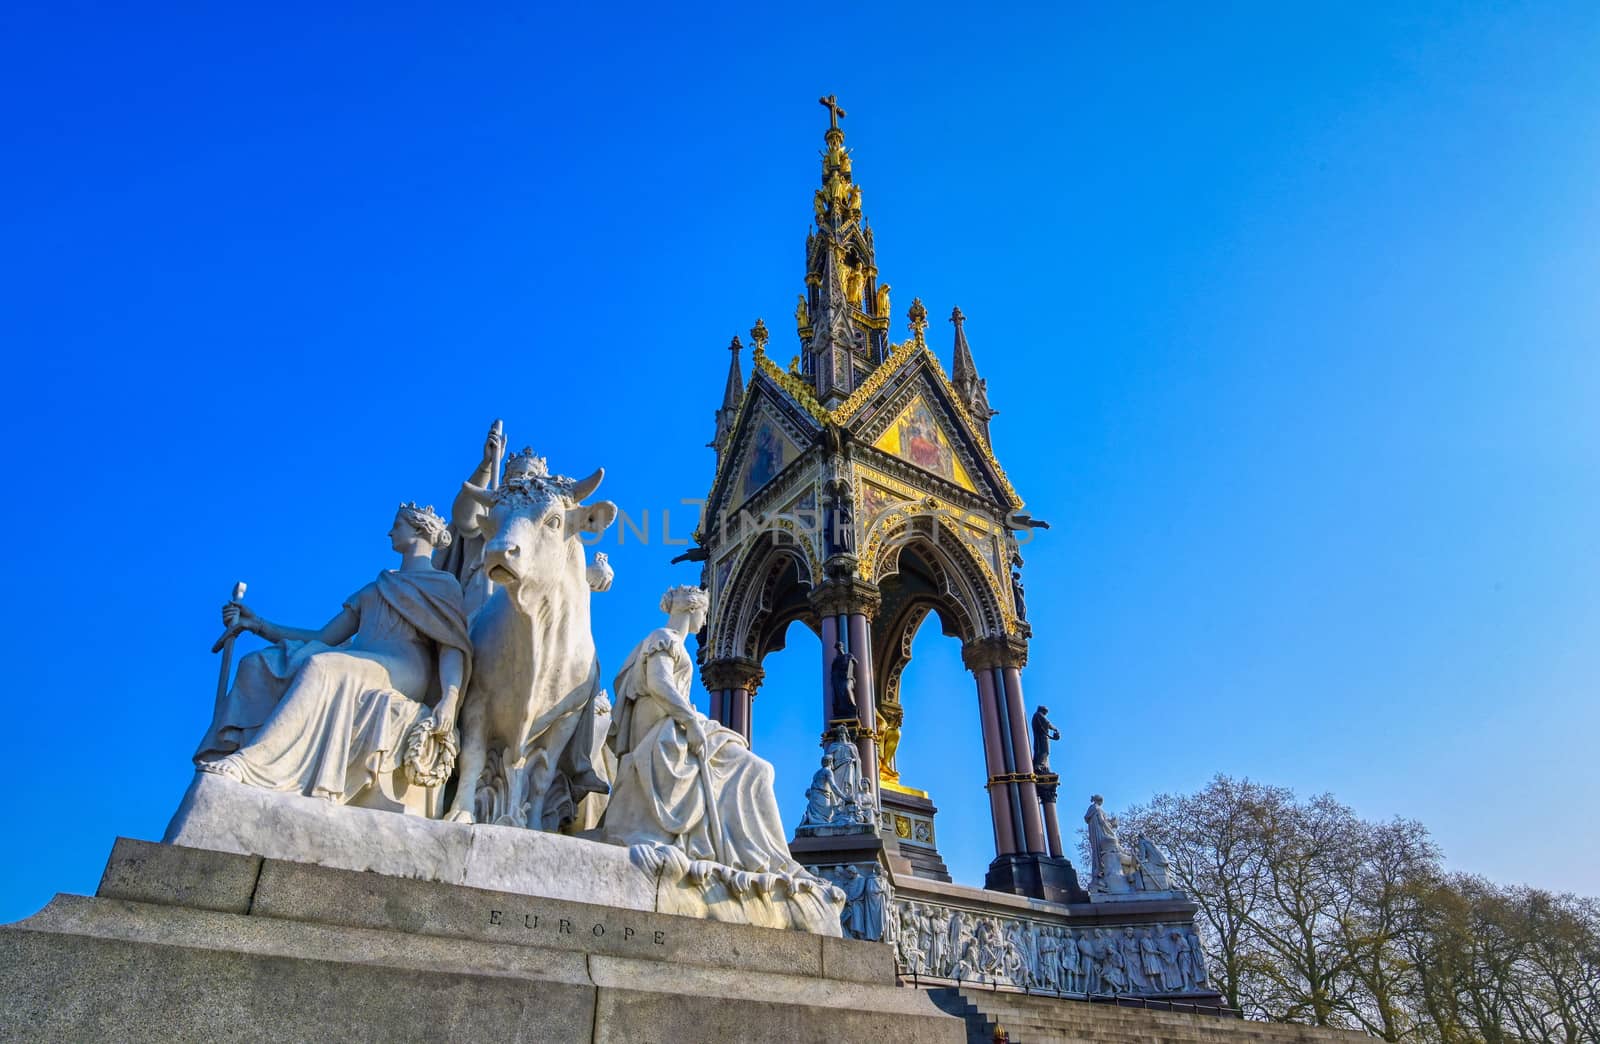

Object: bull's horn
[459,481,496,507]
[570,468,604,502]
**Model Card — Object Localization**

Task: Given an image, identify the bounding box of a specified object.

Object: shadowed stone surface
[0,839,961,1042]
[96,836,262,914]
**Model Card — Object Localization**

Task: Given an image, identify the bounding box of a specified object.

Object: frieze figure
[1160,928,1186,991]
[1059,928,1083,993]
[1035,925,1059,990]
[1098,929,1128,993]
[1139,928,1166,993]
[1189,931,1209,985]
[1078,929,1102,993]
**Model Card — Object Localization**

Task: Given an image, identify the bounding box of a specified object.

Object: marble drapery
[603,628,803,875]
[197,569,471,804]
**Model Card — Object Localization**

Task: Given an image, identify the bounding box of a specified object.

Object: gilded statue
[877,701,904,781]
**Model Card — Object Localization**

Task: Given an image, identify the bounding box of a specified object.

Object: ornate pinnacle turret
[801,95,889,407]
[710,335,744,453]
[949,306,997,442]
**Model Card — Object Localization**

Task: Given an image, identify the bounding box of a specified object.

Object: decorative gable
[871,395,976,492]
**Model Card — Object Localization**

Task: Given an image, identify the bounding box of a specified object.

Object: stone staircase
[926,988,1370,1044]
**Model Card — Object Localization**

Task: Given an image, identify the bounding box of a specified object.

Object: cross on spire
[818,94,847,132]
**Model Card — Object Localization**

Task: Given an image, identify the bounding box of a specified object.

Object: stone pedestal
[0,838,965,1043]
[879,787,951,882]
[984,852,1089,905]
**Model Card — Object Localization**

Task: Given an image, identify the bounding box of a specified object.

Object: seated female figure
[195,503,471,813]
[602,585,800,874]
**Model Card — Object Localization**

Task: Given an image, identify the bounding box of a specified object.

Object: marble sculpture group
[186,421,846,933]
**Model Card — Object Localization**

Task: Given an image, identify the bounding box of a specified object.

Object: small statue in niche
[1011,568,1028,622]
[795,293,810,329]
[1030,705,1060,774]
[830,641,858,720]
[826,495,856,555]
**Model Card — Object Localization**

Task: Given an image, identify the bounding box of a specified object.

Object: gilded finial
[819,94,847,132]
[750,318,769,352]
[908,297,928,341]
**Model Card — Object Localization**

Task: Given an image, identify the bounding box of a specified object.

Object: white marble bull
[442,454,617,831]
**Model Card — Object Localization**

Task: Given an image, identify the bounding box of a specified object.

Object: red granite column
[1002,664,1047,854]
[820,615,839,726]
[975,667,1019,855]
[846,611,878,799]
[702,659,762,745]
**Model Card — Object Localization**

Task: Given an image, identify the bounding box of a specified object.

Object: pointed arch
[710,529,818,663]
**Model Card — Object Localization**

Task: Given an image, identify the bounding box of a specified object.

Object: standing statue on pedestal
[196,504,471,816]
[830,641,857,720]
[603,586,810,879]
[1030,705,1060,774]
[1084,794,1133,895]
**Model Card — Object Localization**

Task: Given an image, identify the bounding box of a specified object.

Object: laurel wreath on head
[402,717,459,788]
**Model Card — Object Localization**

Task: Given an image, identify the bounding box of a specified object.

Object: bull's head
[464,468,617,606]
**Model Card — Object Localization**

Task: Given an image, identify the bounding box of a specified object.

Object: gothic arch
[870,512,1008,645]
[711,530,817,663]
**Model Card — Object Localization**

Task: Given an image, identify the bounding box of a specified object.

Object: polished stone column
[809,579,881,819]
[846,611,878,796]
[701,658,763,745]
[1036,773,1064,859]
[974,667,1019,855]
[1001,664,1047,854]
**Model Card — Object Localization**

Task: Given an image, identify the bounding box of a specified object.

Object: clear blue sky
[2,3,1596,922]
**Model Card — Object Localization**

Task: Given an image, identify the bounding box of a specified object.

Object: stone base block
[984,852,1089,904]
[165,770,842,935]
[0,839,964,1044]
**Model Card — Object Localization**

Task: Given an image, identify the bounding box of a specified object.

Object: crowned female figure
[601,585,800,874]
[194,503,471,813]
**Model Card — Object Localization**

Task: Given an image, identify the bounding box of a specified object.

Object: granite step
[937,987,1372,1044]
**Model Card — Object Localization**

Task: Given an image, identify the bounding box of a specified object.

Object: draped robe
[602,627,800,874]
[197,568,471,804]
